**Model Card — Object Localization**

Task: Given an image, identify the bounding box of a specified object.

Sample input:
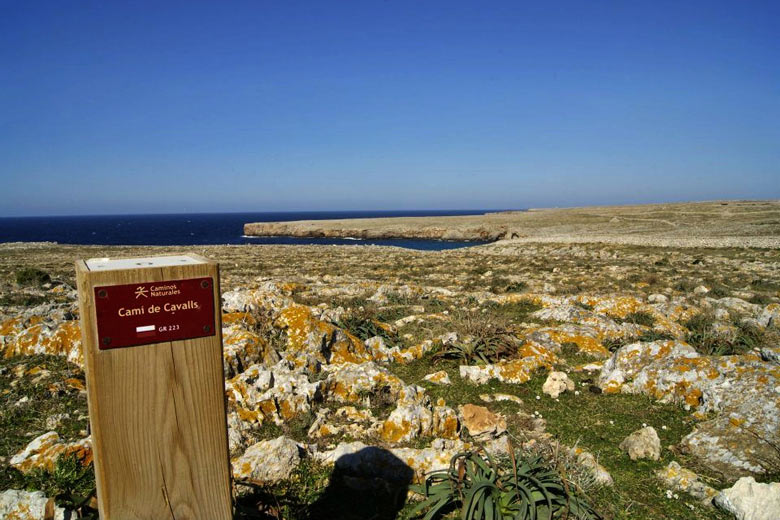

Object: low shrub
[15,267,51,287]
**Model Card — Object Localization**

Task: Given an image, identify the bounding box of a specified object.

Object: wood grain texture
[76,254,232,520]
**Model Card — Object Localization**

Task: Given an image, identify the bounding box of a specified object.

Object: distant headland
[244,200,780,248]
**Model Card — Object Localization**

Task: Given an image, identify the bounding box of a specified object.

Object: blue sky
[1,1,778,216]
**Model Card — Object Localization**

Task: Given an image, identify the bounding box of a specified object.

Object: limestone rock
[542,371,575,398]
[379,386,459,444]
[232,436,302,485]
[423,370,451,385]
[758,303,780,328]
[314,438,472,482]
[656,461,717,504]
[225,361,320,426]
[760,346,780,365]
[693,285,710,295]
[10,432,92,474]
[714,477,780,520]
[0,489,67,520]
[459,344,557,385]
[569,448,613,487]
[619,426,660,461]
[648,294,669,303]
[458,404,506,439]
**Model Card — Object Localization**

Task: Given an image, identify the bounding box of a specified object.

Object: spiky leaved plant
[409,450,600,520]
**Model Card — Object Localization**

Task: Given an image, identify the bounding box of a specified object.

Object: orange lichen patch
[276,304,314,351]
[277,303,370,364]
[280,282,302,294]
[436,414,459,439]
[683,387,703,407]
[380,418,412,443]
[496,293,548,307]
[729,416,746,428]
[671,357,720,380]
[543,330,609,357]
[594,296,646,319]
[278,399,296,420]
[258,399,278,417]
[3,321,82,365]
[236,407,264,424]
[602,381,623,394]
[64,378,85,392]
[28,316,44,326]
[495,345,557,384]
[0,317,22,336]
[372,319,395,333]
[221,312,257,327]
[46,322,82,361]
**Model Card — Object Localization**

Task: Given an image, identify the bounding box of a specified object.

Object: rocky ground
[1,240,779,519]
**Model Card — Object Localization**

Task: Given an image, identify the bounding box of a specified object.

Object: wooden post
[75,254,232,520]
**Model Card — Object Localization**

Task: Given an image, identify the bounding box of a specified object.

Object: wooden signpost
[75,254,232,520]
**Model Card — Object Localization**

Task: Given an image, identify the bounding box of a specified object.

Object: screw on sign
[75,254,232,519]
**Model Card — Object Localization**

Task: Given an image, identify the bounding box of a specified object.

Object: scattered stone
[423,370,451,385]
[648,294,669,304]
[44,413,70,430]
[568,447,613,487]
[542,371,575,398]
[232,436,302,485]
[479,393,523,405]
[713,477,780,520]
[458,404,506,439]
[693,285,710,295]
[656,461,717,504]
[619,426,661,461]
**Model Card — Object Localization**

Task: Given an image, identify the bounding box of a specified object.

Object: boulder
[714,477,780,520]
[232,436,302,485]
[619,426,660,461]
[542,371,575,398]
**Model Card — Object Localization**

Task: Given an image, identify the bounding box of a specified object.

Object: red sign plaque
[93,277,216,350]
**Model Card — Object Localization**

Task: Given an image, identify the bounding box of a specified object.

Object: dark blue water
[0,211,499,250]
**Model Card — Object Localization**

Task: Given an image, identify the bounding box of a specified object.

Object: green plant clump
[410,450,600,520]
[335,309,398,344]
[684,313,768,356]
[15,267,51,287]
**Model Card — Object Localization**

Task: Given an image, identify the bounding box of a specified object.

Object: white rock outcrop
[713,477,780,520]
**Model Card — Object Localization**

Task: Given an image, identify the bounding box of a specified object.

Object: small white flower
[609,420,614,425]
[536,395,541,400]
[673,494,679,500]
[662,425,667,430]
[642,423,647,428]
[665,490,673,499]
[574,390,580,396]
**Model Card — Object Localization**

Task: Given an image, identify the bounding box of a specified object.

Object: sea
[0,210,500,251]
